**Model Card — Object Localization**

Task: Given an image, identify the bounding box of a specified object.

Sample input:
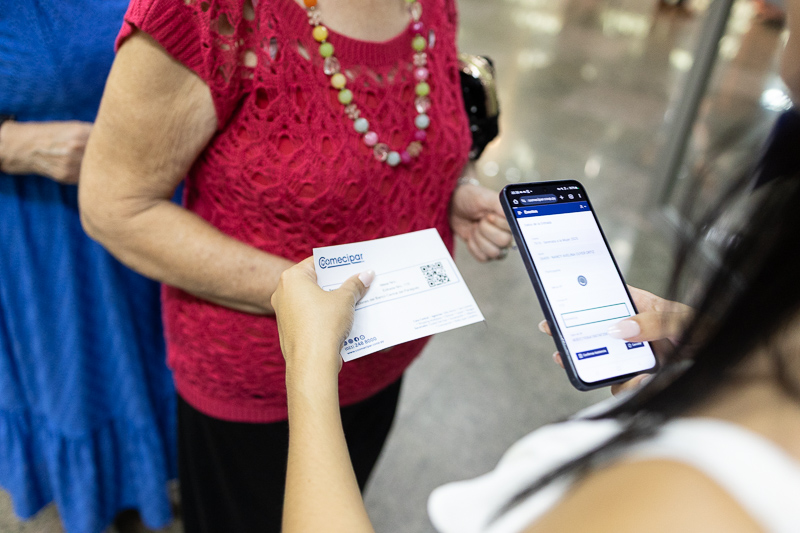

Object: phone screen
[505,182,656,385]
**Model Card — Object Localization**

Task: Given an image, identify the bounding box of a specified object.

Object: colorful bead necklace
[303,0,431,166]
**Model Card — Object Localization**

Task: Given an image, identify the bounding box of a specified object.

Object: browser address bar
[520,194,557,205]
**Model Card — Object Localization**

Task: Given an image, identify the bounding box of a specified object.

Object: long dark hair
[495,170,800,519]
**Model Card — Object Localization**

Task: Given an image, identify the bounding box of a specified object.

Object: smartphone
[500,180,657,390]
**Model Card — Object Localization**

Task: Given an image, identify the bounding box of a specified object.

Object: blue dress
[0,2,177,532]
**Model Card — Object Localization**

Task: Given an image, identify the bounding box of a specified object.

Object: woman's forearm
[0,120,92,183]
[284,363,376,533]
[273,261,377,532]
[81,195,293,314]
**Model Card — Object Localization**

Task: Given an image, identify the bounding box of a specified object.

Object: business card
[313,229,485,361]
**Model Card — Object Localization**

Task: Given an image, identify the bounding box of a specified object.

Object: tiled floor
[0,0,787,531]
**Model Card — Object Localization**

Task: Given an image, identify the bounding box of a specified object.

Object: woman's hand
[272,258,375,378]
[540,287,694,395]
[449,177,513,262]
[0,120,92,184]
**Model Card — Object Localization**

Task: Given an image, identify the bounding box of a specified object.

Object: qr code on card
[420,262,450,287]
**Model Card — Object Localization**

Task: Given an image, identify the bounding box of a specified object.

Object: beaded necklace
[303,0,431,166]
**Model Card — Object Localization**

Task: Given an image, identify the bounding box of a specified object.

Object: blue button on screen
[575,347,609,360]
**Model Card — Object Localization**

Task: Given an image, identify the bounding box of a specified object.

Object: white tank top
[428,416,800,533]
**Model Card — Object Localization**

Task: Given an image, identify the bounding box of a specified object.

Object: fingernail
[552,351,560,362]
[538,320,548,333]
[358,270,375,288]
[607,320,640,339]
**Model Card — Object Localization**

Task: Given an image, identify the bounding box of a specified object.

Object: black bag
[752,107,800,189]
[458,53,500,160]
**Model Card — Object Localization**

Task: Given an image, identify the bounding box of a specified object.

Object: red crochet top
[117,0,471,422]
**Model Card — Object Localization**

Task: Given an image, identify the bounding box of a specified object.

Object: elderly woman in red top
[79,0,511,531]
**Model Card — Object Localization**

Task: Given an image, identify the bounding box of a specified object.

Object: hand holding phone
[501,180,658,391]
[540,284,694,394]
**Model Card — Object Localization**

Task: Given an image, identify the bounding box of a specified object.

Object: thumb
[486,194,509,223]
[479,186,502,210]
[337,270,375,306]
[608,309,687,343]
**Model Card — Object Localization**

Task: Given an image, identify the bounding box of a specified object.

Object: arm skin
[79,31,293,314]
[283,363,376,533]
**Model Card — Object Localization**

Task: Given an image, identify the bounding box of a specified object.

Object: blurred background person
[754,0,787,25]
[78,0,511,531]
[780,0,799,100]
[751,0,799,189]
[0,1,177,532]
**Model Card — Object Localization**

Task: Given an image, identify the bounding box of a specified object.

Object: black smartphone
[500,180,658,391]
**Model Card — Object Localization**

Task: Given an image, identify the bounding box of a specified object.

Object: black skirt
[177,378,403,533]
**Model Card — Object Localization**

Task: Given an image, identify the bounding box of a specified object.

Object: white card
[313,228,485,362]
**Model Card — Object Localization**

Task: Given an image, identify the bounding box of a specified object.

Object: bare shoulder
[523,458,762,533]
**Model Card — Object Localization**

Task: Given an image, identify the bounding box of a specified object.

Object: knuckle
[54,170,71,182]
[651,297,664,313]
[278,270,293,286]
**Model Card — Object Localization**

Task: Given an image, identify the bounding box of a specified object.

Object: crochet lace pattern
[117,0,471,422]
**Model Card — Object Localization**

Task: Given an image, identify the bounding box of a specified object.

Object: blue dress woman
[0,1,176,532]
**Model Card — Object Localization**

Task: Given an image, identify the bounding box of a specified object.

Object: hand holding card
[314,229,485,361]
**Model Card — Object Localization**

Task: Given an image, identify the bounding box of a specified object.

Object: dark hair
[494,170,800,520]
